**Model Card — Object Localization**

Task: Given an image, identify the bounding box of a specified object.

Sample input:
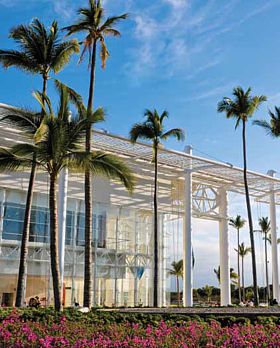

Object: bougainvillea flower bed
[1,310,280,347]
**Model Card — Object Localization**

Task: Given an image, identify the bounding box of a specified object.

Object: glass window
[3,203,49,243]
[76,212,107,248]
[66,211,75,245]
[29,207,49,243]
[3,203,24,241]
[76,212,85,246]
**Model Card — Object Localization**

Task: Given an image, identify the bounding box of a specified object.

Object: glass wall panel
[2,203,49,243]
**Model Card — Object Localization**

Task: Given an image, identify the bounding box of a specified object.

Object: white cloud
[124,0,278,83]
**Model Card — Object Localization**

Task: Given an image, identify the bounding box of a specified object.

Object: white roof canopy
[0,111,279,215]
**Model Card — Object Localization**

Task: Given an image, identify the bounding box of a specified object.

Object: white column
[93,202,98,306]
[71,200,79,305]
[268,170,280,302]
[145,216,150,306]
[218,187,231,306]
[158,214,163,306]
[162,216,167,307]
[58,167,68,298]
[183,145,193,307]
[134,214,139,307]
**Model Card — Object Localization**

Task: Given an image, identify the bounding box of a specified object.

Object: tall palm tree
[257,217,271,302]
[229,215,246,302]
[218,87,266,305]
[0,82,134,311]
[214,266,238,285]
[0,19,79,307]
[63,0,128,308]
[130,109,185,307]
[168,259,183,306]
[235,243,251,302]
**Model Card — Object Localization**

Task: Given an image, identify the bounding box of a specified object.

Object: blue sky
[1,0,280,289]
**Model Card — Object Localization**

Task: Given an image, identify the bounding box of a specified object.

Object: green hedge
[0,307,280,327]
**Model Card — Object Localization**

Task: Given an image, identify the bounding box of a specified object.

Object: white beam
[183,145,193,307]
[268,170,280,302]
[218,187,231,306]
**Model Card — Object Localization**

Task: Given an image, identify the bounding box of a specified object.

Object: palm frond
[0,148,33,171]
[99,14,128,31]
[129,123,155,143]
[32,91,53,115]
[51,40,80,73]
[99,37,109,69]
[54,79,86,117]
[67,151,135,192]
[0,50,37,73]
[161,128,185,141]
[103,29,121,37]
[0,105,42,136]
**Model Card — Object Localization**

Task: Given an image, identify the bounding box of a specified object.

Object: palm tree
[218,87,266,305]
[130,109,185,307]
[168,260,183,306]
[235,243,251,302]
[0,19,79,307]
[229,215,246,302]
[214,266,238,285]
[0,82,134,311]
[63,0,128,308]
[257,217,271,302]
[202,285,214,303]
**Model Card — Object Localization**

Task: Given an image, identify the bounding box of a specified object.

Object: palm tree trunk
[242,257,245,302]
[265,236,270,302]
[237,229,241,303]
[83,40,97,308]
[153,144,159,307]
[15,159,36,307]
[49,172,62,311]
[242,120,259,306]
[15,76,47,307]
[176,275,180,307]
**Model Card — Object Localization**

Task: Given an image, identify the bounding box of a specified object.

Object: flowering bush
[0,310,280,347]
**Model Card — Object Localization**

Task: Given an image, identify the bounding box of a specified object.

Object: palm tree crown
[217,86,266,128]
[130,109,185,148]
[236,243,251,257]
[0,19,79,81]
[63,0,128,69]
[229,215,246,230]
[258,217,271,235]
[168,260,183,277]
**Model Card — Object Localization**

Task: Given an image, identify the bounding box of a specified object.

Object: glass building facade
[0,187,171,307]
